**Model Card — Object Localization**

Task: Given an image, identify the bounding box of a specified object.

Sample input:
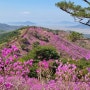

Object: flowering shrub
[56,63,77,81]
[0,44,90,89]
[0,76,90,90]
[0,45,33,77]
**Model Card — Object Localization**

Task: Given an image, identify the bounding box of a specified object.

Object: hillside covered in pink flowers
[0,26,90,90]
[7,27,90,60]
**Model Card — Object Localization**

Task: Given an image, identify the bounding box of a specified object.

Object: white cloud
[21,11,30,15]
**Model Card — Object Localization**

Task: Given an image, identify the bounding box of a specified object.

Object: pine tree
[56,0,90,26]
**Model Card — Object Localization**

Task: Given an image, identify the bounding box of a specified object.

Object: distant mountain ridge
[56,21,90,29]
[68,24,90,29]
[0,23,21,31]
[0,21,90,34]
[8,21,36,26]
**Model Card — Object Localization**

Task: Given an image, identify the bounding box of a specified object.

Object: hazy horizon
[0,0,89,34]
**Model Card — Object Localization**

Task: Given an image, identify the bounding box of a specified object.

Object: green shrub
[61,58,90,69]
[32,41,40,48]
[19,45,60,62]
[69,31,83,42]
[75,58,90,69]
[28,63,38,78]
[29,45,60,60]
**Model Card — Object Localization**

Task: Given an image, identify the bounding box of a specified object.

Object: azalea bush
[0,45,33,77]
[0,45,90,90]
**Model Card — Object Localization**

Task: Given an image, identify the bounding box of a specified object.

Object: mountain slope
[2,26,90,60]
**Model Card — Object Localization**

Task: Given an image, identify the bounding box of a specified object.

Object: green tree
[69,31,83,42]
[19,45,60,62]
[29,45,60,61]
[56,0,90,26]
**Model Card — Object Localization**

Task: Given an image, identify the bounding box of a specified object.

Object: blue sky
[0,0,87,23]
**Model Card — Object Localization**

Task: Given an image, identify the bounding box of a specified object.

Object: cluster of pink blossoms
[0,44,90,89]
[0,45,33,77]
